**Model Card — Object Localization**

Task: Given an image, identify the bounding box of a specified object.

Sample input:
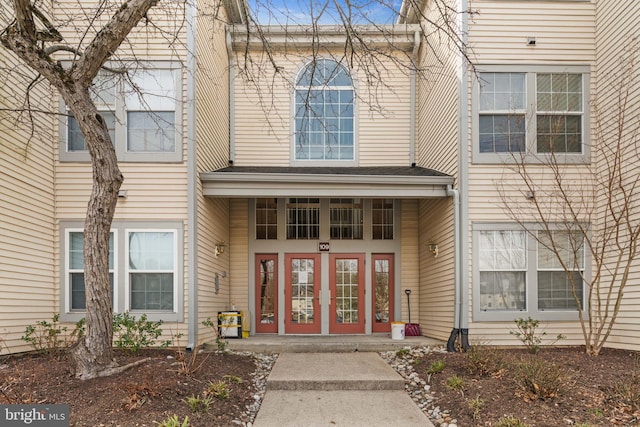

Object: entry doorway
[329,254,365,334]
[284,253,321,334]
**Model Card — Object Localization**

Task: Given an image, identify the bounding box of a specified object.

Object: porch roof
[200,166,454,198]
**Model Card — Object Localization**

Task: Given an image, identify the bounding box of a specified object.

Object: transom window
[256,198,278,240]
[286,198,320,239]
[473,224,587,321]
[372,199,394,240]
[475,67,589,163]
[330,198,363,240]
[294,59,354,162]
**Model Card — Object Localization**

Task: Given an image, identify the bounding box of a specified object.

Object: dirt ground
[0,349,258,426]
[412,346,640,426]
[1,346,639,426]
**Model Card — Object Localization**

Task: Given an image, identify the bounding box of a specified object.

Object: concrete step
[266,353,405,391]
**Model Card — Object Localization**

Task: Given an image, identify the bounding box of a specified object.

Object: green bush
[202,317,228,352]
[113,312,170,354]
[510,317,565,354]
[207,381,230,399]
[21,314,85,358]
[183,395,211,413]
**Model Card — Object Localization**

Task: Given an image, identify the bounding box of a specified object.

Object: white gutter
[186,0,198,352]
[409,30,420,165]
[227,29,235,165]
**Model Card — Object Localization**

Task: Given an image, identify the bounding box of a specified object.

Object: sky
[247,0,404,25]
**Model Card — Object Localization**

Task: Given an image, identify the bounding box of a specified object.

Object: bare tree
[1,0,162,379]
[496,42,640,356]
[0,0,472,377]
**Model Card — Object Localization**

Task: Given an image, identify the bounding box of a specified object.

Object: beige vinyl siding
[415,0,459,176]
[400,200,420,323]
[0,48,56,354]
[469,1,595,64]
[229,200,249,319]
[418,199,455,341]
[194,3,232,345]
[233,52,412,166]
[593,0,640,352]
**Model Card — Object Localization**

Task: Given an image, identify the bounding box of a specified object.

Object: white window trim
[60,221,184,323]
[472,222,590,322]
[290,58,359,166]
[472,64,591,165]
[58,61,183,163]
[125,228,179,314]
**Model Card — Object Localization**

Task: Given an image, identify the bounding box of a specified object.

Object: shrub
[202,317,228,352]
[113,312,170,354]
[514,357,567,400]
[510,317,565,354]
[21,314,85,358]
[466,344,504,376]
[608,357,640,412]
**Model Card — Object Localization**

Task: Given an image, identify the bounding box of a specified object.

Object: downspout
[227,29,236,165]
[447,0,470,352]
[409,30,420,165]
[186,0,198,351]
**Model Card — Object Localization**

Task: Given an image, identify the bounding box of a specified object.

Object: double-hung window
[474,66,589,163]
[60,63,181,162]
[473,223,587,321]
[61,221,183,322]
[294,59,355,164]
[67,230,115,311]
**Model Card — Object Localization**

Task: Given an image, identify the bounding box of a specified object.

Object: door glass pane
[290,258,315,324]
[374,259,390,323]
[335,258,359,324]
[258,259,276,324]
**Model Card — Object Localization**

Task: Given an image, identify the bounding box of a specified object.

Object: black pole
[404,289,412,322]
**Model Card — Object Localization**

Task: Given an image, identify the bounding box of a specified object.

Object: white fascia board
[201,172,454,198]
[232,24,421,51]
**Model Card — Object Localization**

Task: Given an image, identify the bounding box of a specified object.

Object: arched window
[294,59,354,161]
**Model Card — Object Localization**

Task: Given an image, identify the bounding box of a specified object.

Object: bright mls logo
[1,405,69,426]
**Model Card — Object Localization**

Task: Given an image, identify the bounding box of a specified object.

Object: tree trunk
[65,90,123,380]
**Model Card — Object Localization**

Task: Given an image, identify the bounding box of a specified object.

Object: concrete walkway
[253,353,435,427]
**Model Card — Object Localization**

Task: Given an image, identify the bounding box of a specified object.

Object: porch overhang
[200,166,454,198]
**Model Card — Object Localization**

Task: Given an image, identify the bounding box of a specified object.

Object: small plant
[184,395,211,413]
[207,381,230,399]
[446,374,465,396]
[223,374,243,384]
[608,358,640,412]
[21,314,85,358]
[495,415,529,427]
[426,360,445,383]
[202,317,229,352]
[466,343,503,376]
[514,358,566,400]
[171,331,210,377]
[395,348,410,357]
[157,414,190,427]
[510,317,565,354]
[468,396,485,421]
[113,312,170,354]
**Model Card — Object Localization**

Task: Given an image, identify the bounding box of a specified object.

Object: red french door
[329,254,365,334]
[284,253,321,334]
[255,254,278,333]
[372,254,394,333]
